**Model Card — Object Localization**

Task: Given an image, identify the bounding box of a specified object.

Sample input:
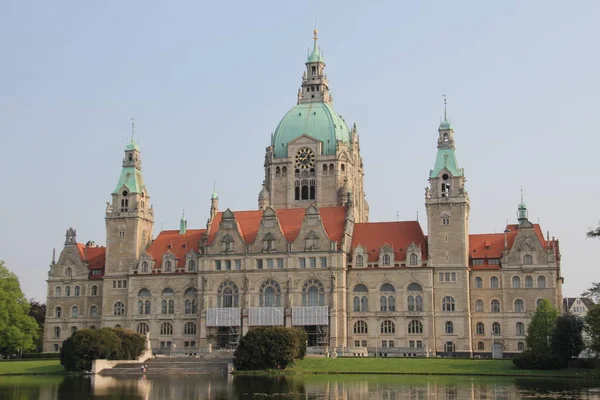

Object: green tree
[526,299,559,354]
[234,326,302,370]
[28,300,46,352]
[0,261,39,357]
[584,304,600,355]
[581,282,600,303]
[551,314,585,366]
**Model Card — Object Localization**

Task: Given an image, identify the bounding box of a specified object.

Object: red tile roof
[206,206,347,245]
[351,221,427,263]
[147,229,206,268]
[76,244,106,279]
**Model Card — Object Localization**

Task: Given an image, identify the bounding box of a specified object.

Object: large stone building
[44,31,563,357]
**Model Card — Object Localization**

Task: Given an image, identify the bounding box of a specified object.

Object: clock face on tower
[295,147,315,169]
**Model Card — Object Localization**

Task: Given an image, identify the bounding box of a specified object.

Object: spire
[439,94,452,131]
[113,121,145,194]
[307,28,324,64]
[126,118,140,151]
[211,181,218,200]
[179,209,187,234]
[517,189,528,223]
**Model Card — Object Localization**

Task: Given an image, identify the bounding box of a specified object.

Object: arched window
[388,296,396,312]
[356,255,364,267]
[475,299,484,312]
[54,327,60,338]
[415,295,423,311]
[164,260,173,272]
[408,320,423,334]
[381,320,395,334]
[408,295,414,311]
[137,323,149,335]
[71,326,77,335]
[381,283,395,292]
[537,276,546,288]
[71,306,79,318]
[161,300,174,314]
[184,322,197,335]
[380,296,388,312]
[382,254,391,266]
[218,281,239,308]
[302,279,325,306]
[444,342,455,353]
[477,342,485,351]
[492,322,501,335]
[442,296,455,312]
[341,163,345,173]
[409,253,418,265]
[113,302,125,316]
[188,259,196,271]
[354,320,368,334]
[74,286,80,296]
[445,321,454,334]
[276,166,281,174]
[55,307,62,318]
[523,254,533,265]
[516,322,525,336]
[162,288,175,296]
[407,283,423,292]
[490,276,499,289]
[282,166,287,174]
[475,277,483,289]
[536,298,544,308]
[185,287,197,297]
[65,267,72,276]
[65,286,71,297]
[322,164,327,172]
[260,280,282,307]
[55,286,62,297]
[90,305,98,318]
[141,261,149,272]
[525,276,533,288]
[354,284,368,293]
[139,288,151,297]
[160,322,173,336]
[515,299,524,313]
[512,276,521,288]
[476,322,485,335]
[221,234,234,253]
[91,285,98,296]
[138,300,144,315]
[491,300,501,312]
[353,296,360,312]
[144,300,151,314]
[360,296,368,312]
[518,342,525,351]
[185,299,197,314]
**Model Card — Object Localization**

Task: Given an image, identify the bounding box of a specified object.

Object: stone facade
[43,32,563,357]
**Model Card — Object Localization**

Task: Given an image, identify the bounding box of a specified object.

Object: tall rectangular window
[439,273,444,282]
[235,259,241,270]
[256,259,263,269]
[417,340,423,348]
[299,258,306,268]
[320,257,327,268]
[267,259,274,269]
[215,260,221,270]
[451,272,456,282]
[310,257,316,268]
[277,258,284,269]
[409,340,415,348]
[225,260,231,270]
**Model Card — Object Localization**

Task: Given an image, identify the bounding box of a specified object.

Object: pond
[1,374,600,399]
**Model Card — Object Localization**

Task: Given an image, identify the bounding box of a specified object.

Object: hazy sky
[1,1,598,301]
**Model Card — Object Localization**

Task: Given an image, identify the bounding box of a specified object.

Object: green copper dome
[272,102,350,158]
[307,47,324,63]
[439,119,452,131]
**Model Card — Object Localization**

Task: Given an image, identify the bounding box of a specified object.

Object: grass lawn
[0,360,65,375]
[283,357,598,378]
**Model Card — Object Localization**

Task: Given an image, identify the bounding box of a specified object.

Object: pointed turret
[179,210,187,234]
[210,182,219,222]
[258,181,271,210]
[517,191,528,224]
[298,29,331,104]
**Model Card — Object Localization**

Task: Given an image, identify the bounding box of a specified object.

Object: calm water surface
[1,374,600,400]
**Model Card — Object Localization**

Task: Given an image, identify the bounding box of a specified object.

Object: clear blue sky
[1,0,598,301]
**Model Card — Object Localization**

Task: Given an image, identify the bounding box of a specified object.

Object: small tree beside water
[234,327,307,370]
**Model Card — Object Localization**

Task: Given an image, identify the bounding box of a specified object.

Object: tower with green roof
[425,100,472,355]
[103,130,154,324]
[263,30,369,222]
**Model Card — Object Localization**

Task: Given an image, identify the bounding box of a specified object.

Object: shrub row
[60,327,146,372]
[234,327,307,370]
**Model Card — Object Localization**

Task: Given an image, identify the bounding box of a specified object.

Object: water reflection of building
[43,29,563,358]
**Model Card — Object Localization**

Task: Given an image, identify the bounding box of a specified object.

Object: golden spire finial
[313,28,318,41]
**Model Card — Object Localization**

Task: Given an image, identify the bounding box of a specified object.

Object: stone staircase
[100,357,232,376]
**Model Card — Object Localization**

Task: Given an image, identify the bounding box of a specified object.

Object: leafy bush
[60,327,146,372]
[512,350,563,370]
[234,326,303,370]
[551,314,585,367]
[295,328,308,360]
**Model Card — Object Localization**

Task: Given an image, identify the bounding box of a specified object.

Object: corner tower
[425,102,472,355]
[105,133,154,277]
[263,30,368,221]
